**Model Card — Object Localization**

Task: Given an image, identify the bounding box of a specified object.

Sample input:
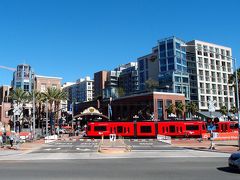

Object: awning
[196,111,222,119]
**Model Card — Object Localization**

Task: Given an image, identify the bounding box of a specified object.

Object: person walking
[10,135,14,148]
[0,135,3,148]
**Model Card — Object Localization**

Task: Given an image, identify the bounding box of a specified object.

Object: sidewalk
[0,139,45,152]
[172,139,239,153]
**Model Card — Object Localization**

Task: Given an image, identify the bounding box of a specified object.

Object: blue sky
[0,0,239,85]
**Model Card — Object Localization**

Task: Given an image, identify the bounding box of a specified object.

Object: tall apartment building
[186,40,235,111]
[35,75,62,92]
[158,36,190,100]
[94,71,108,99]
[104,70,121,99]
[138,47,159,90]
[118,62,139,95]
[12,64,34,92]
[0,85,11,128]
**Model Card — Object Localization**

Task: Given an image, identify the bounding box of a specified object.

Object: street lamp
[181,44,240,149]
[32,72,36,140]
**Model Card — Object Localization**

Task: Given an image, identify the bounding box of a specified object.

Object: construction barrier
[202,131,238,141]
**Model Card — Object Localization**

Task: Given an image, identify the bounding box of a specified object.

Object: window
[140,126,152,133]
[41,84,46,92]
[186,125,199,130]
[94,126,107,131]
[182,77,188,83]
[117,126,123,133]
[170,125,175,133]
[160,58,166,65]
[157,100,163,120]
[145,59,148,69]
[168,57,174,64]
[159,43,166,51]
[167,50,174,56]
[167,41,173,49]
[139,59,144,71]
[176,42,181,50]
[160,66,167,72]
[168,64,174,70]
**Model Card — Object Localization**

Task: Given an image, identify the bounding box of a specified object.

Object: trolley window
[117,126,123,133]
[87,126,91,131]
[162,127,165,133]
[140,126,152,133]
[186,125,199,131]
[170,125,175,133]
[94,126,107,131]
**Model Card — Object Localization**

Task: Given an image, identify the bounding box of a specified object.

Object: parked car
[228,152,240,170]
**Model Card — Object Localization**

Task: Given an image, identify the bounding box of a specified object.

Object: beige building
[0,85,11,131]
[187,40,235,111]
[35,75,62,92]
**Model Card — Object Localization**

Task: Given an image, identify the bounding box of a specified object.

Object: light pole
[233,58,240,149]
[32,73,36,140]
[181,44,240,149]
[45,99,49,137]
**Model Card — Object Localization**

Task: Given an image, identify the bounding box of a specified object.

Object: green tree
[229,106,237,114]
[117,87,125,97]
[145,78,159,91]
[219,106,227,116]
[186,102,198,117]
[10,88,28,105]
[165,103,174,116]
[175,102,184,118]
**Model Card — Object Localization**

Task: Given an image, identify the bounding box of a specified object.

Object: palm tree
[10,88,28,105]
[186,102,198,118]
[165,103,174,117]
[54,89,68,125]
[10,88,29,131]
[220,105,228,121]
[175,102,184,119]
[229,106,237,114]
[43,87,68,134]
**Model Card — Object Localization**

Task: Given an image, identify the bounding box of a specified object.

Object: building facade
[12,64,34,92]
[158,36,190,100]
[138,47,159,91]
[186,40,235,111]
[118,62,139,95]
[94,71,108,99]
[35,75,62,92]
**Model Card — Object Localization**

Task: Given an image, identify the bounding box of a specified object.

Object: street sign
[110,134,116,142]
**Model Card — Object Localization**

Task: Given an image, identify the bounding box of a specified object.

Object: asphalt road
[0,158,239,180]
[32,139,180,153]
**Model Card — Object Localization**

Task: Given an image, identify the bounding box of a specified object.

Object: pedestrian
[0,135,3,147]
[10,135,14,147]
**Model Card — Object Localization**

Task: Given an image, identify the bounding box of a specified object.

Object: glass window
[160,51,166,58]
[176,42,180,50]
[168,64,174,70]
[145,59,148,69]
[186,125,199,130]
[160,66,167,72]
[159,43,165,51]
[139,59,144,71]
[167,41,173,50]
[160,58,166,65]
[140,72,144,83]
[177,57,181,64]
[168,57,174,64]
[177,65,182,71]
[140,126,152,133]
[182,77,188,83]
[157,100,163,120]
[167,50,174,56]
[175,76,181,82]
[94,126,107,131]
[170,125,175,133]
[117,126,123,133]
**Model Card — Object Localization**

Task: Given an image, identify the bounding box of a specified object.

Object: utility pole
[32,73,36,140]
[46,99,49,137]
